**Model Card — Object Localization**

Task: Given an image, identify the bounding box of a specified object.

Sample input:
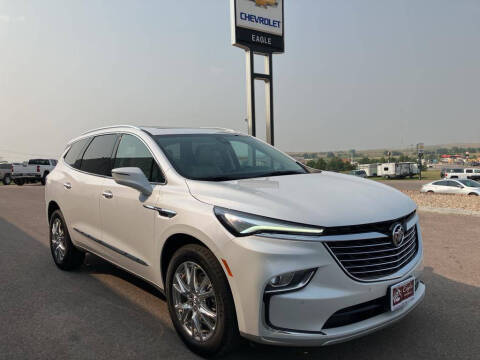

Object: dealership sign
[231,0,284,53]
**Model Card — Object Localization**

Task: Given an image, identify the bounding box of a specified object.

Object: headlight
[214,206,324,238]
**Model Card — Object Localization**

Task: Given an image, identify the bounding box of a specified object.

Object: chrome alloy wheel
[172,261,217,342]
[51,218,66,263]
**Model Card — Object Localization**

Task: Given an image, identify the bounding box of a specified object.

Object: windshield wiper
[196,176,238,182]
[259,170,306,178]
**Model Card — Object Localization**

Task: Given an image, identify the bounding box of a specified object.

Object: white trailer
[358,163,378,177]
[377,163,411,179]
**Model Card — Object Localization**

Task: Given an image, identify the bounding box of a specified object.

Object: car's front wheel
[49,209,85,270]
[166,244,240,357]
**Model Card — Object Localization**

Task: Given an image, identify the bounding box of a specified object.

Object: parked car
[444,168,480,181]
[11,159,57,185]
[46,125,425,357]
[0,163,12,185]
[349,169,367,178]
[421,179,480,196]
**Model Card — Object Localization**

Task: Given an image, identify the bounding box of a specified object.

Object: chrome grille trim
[324,224,419,281]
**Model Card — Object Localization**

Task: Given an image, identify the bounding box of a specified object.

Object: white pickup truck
[11,159,57,186]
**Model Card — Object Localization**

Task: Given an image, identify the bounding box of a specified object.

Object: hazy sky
[1,0,479,161]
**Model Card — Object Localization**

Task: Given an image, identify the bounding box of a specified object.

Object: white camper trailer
[358,163,378,177]
[377,162,411,178]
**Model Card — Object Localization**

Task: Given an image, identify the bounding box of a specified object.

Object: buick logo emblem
[391,223,405,247]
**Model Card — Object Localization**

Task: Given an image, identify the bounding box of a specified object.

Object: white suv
[45,125,425,356]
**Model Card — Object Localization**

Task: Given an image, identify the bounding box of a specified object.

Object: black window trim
[63,131,167,185]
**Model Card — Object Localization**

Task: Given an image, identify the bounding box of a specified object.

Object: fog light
[265,268,317,294]
[269,272,295,288]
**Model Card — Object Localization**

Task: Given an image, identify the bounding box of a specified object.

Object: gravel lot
[1,185,479,359]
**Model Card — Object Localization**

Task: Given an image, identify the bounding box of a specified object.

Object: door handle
[102,190,113,199]
[64,182,72,190]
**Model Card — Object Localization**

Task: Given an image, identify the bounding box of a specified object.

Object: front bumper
[222,220,424,346]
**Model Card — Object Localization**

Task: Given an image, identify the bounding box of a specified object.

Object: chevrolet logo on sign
[250,0,278,8]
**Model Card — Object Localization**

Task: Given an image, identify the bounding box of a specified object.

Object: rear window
[64,138,91,169]
[80,134,118,176]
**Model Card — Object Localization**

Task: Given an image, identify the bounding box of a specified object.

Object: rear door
[99,133,164,278]
[432,180,449,194]
[65,134,118,250]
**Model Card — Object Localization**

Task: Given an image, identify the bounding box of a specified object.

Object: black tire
[40,172,49,186]
[468,192,479,196]
[14,178,25,186]
[49,209,85,270]
[166,244,241,357]
[2,174,11,185]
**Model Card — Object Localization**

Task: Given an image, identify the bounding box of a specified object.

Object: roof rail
[80,125,142,136]
[198,127,236,132]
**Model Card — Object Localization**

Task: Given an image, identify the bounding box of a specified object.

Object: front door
[99,134,165,279]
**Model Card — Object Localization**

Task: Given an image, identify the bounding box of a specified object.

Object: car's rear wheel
[166,244,240,357]
[49,209,85,270]
[2,174,11,185]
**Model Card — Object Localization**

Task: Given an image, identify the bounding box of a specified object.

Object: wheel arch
[47,200,60,222]
[160,233,206,285]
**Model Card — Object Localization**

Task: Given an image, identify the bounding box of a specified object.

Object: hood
[186,172,416,227]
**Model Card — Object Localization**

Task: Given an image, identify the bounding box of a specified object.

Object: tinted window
[446,181,461,187]
[64,138,90,169]
[114,134,164,183]
[80,135,117,176]
[434,181,448,186]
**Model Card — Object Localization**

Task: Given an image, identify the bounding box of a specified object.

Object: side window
[80,134,117,176]
[447,181,460,187]
[64,138,90,169]
[114,134,165,183]
[466,169,473,173]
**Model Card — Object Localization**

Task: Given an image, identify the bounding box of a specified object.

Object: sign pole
[265,53,274,146]
[245,50,256,137]
[231,0,284,146]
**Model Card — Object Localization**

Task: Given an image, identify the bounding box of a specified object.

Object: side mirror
[112,167,153,196]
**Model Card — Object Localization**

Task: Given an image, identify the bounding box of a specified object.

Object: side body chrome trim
[73,228,148,266]
[143,204,177,218]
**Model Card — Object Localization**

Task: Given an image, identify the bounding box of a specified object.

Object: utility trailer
[357,163,378,177]
[377,163,411,179]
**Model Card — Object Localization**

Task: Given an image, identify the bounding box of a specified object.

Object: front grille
[325,225,418,280]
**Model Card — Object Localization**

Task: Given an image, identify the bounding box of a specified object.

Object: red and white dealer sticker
[390,277,415,311]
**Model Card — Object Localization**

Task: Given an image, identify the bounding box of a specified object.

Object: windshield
[153,133,307,181]
[458,179,480,187]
